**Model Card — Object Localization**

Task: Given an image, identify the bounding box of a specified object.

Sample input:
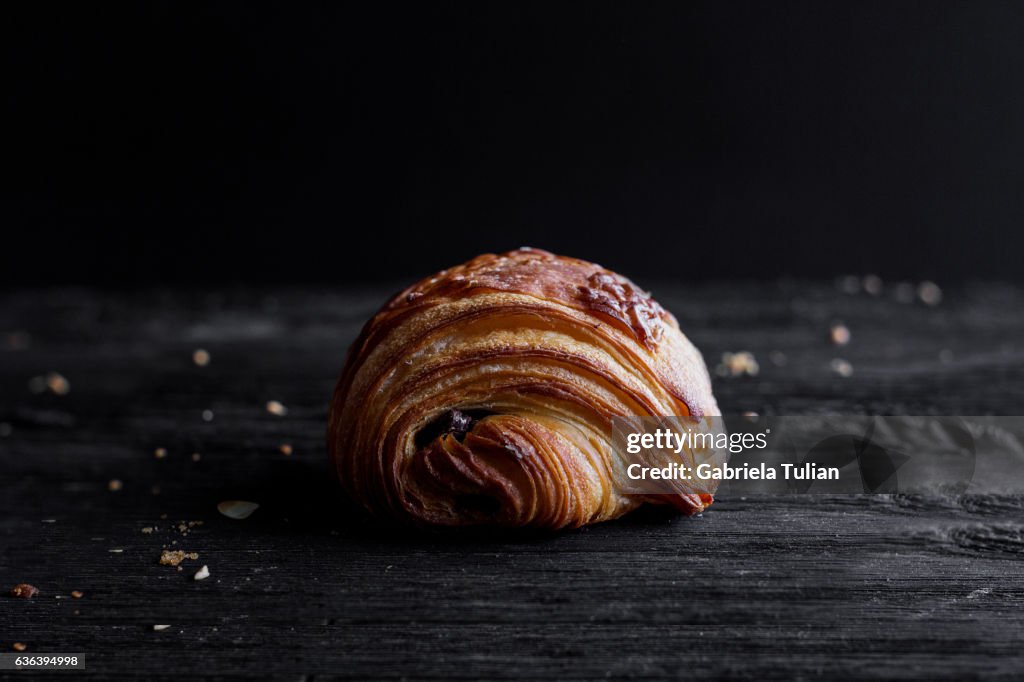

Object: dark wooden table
[2,282,1023,680]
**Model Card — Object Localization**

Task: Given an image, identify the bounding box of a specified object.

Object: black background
[5,1,1023,287]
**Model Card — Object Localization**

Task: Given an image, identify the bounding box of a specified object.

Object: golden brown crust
[327,248,719,529]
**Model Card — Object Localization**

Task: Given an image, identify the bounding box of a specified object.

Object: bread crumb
[279,443,293,456]
[154,447,167,459]
[266,400,288,416]
[153,624,171,631]
[71,590,83,599]
[141,527,154,534]
[108,479,123,492]
[194,565,210,581]
[192,349,210,366]
[12,642,27,652]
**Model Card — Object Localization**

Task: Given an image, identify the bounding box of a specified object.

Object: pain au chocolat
[327,248,719,529]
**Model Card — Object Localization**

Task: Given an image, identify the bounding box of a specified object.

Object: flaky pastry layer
[327,248,719,529]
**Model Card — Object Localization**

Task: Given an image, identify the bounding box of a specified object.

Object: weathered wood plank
[1,283,1023,679]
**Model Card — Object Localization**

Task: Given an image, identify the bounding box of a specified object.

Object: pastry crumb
[830,358,854,378]
[194,565,210,581]
[716,351,759,378]
[70,590,83,599]
[108,479,123,492]
[279,443,293,456]
[10,583,39,599]
[829,323,851,346]
[47,372,70,395]
[918,281,942,306]
[192,349,211,366]
[6,330,31,350]
[159,550,199,567]
[862,275,883,296]
[837,275,860,295]
[12,642,27,652]
[29,372,69,395]
[894,281,915,303]
[266,400,288,416]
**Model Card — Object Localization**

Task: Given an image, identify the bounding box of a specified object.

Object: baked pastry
[327,248,719,529]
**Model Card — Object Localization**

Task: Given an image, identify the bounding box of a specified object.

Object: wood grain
[1,282,1023,680]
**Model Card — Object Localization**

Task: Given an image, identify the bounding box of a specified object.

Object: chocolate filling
[414,408,496,448]
[454,494,501,516]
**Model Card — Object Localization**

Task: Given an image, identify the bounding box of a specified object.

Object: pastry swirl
[327,248,719,529]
